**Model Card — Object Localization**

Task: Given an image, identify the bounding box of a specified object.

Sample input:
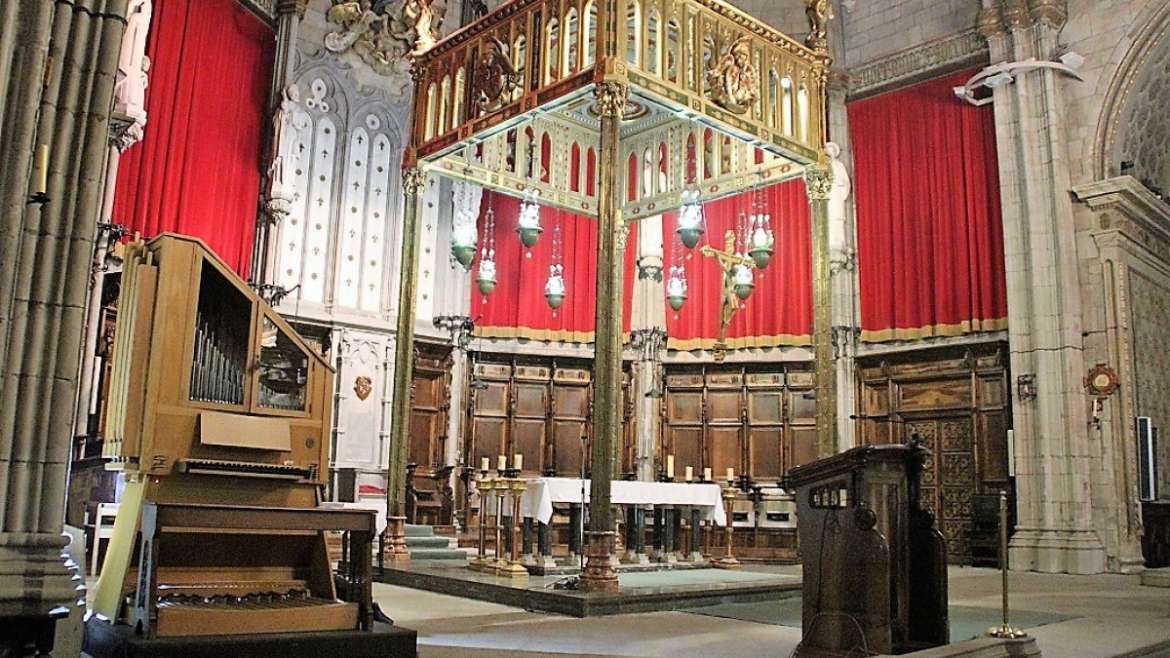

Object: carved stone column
[826,141,858,451]
[254,0,308,287]
[384,167,427,561]
[630,217,667,482]
[0,0,129,636]
[978,0,1106,574]
[581,81,628,594]
[805,166,836,458]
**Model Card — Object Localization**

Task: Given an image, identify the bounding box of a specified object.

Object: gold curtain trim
[666,333,812,352]
[474,325,604,343]
[860,317,1008,343]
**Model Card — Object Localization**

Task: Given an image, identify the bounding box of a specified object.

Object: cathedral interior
[1,0,1170,656]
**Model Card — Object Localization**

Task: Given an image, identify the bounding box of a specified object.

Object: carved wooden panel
[664,364,814,483]
[857,343,1011,564]
[409,345,451,471]
[464,356,629,477]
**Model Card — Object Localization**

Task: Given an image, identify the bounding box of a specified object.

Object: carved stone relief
[324,0,447,75]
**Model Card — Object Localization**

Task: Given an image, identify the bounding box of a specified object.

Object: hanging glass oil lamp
[676,189,705,249]
[747,187,774,270]
[666,264,688,311]
[451,217,478,270]
[545,264,566,309]
[517,189,543,248]
[476,207,497,295]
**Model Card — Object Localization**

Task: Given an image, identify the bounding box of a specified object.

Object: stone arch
[1091,0,1170,187]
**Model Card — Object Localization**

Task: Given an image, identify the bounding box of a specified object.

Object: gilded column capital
[402,168,426,196]
[594,82,630,118]
[804,166,833,201]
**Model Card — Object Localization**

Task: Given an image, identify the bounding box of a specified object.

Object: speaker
[1136,417,1158,502]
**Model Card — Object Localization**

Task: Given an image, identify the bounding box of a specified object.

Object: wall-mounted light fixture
[1016,374,1037,402]
[953,52,1084,106]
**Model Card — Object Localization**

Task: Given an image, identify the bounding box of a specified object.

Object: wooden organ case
[85,235,404,652]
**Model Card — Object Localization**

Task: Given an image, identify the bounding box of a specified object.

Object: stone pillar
[384,167,427,561]
[0,0,129,635]
[254,0,308,287]
[1071,176,1164,572]
[826,136,858,451]
[805,166,836,458]
[581,81,627,594]
[631,216,667,482]
[74,0,151,439]
[977,0,1106,574]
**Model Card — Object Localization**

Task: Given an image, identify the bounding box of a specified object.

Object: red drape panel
[849,69,1008,341]
[472,193,638,341]
[664,179,813,350]
[111,0,275,276]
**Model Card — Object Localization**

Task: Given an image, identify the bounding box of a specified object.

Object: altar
[520,478,727,527]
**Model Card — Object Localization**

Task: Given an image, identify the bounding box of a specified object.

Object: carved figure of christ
[699,229,754,343]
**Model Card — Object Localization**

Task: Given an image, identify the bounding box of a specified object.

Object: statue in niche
[113,0,152,129]
[325,0,447,75]
[705,36,759,115]
[474,37,521,114]
[266,85,311,219]
[805,0,833,53]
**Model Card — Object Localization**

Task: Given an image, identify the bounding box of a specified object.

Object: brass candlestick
[498,474,529,578]
[988,490,1025,639]
[471,471,491,571]
[492,471,507,571]
[712,483,741,569]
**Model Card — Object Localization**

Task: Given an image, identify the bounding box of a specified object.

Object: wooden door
[511,363,550,474]
[907,415,976,562]
[552,367,590,476]
[706,370,743,480]
[664,372,704,477]
[468,361,511,469]
[409,344,452,470]
[857,343,1012,564]
[746,372,784,481]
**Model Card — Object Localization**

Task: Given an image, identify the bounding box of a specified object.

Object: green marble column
[806,166,836,458]
[385,167,426,559]
[581,81,628,594]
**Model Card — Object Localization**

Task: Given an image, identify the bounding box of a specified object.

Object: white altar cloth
[517,477,726,526]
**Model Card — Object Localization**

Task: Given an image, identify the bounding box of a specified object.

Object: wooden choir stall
[84,235,415,657]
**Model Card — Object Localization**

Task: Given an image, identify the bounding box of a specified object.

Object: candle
[514,453,523,471]
[684,466,693,482]
[35,144,48,194]
[704,467,712,482]
[481,457,490,471]
[726,467,734,482]
[666,454,674,477]
[498,455,506,471]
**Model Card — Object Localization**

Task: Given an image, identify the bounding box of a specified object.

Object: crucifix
[700,229,755,362]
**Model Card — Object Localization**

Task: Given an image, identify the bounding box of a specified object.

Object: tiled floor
[373,565,1170,658]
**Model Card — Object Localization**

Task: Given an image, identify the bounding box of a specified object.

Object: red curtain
[849,69,1007,341]
[663,180,813,350]
[471,192,638,341]
[111,0,275,276]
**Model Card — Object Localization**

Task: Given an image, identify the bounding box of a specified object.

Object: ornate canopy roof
[407,0,832,216]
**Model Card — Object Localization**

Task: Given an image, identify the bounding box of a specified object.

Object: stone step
[1141,567,1170,588]
[404,536,452,549]
[407,548,468,561]
[405,524,434,538]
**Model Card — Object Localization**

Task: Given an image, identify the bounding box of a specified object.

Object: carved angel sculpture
[325,0,447,75]
[805,0,833,52]
[705,36,759,114]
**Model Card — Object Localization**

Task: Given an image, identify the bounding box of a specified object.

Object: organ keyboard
[88,235,376,643]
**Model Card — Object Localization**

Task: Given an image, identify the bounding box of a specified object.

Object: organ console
[85,235,411,653]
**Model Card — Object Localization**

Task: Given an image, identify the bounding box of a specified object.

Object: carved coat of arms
[353,376,374,401]
[475,37,521,114]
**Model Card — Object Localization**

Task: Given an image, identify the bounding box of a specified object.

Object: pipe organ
[89,234,378,643]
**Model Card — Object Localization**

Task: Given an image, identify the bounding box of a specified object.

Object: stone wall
[840,0,981,68]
